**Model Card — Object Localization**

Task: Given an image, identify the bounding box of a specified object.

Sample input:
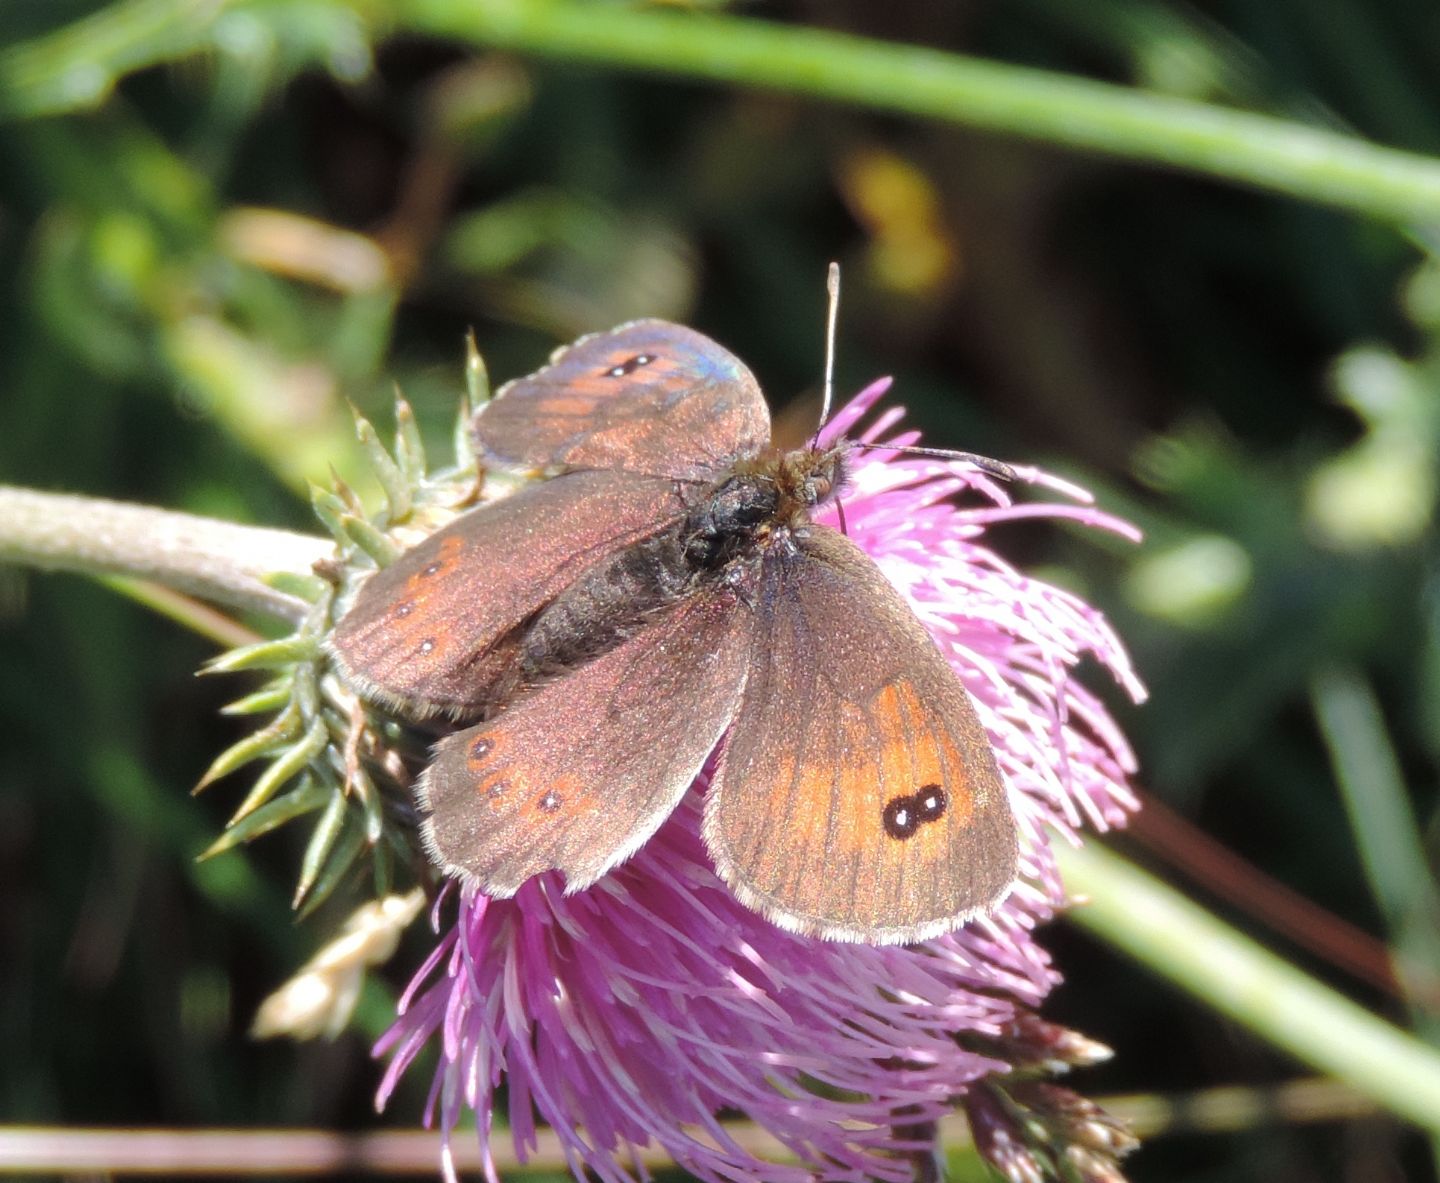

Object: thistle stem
[0,486,329,624]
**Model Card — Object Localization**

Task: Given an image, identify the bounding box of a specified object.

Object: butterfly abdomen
[516,522,703,683]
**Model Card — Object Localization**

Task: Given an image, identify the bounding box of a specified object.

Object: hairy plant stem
[0,486,329,624]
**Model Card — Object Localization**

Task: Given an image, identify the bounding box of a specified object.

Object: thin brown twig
[1126,788,1440,1010]
[98,576,265,649]
[0,1079,1378,1176]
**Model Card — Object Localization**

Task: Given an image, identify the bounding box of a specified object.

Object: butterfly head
[731,441,850,526]
[786,441,851,513]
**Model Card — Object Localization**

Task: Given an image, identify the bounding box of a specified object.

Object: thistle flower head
[375,378,1144,1183]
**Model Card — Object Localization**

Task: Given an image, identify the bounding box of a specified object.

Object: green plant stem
[0,0,223,118]
[1312,667,1440,1029]
[1054,837,1440,1134]
[386,0,1440,227]
[7,2,1440,227]
[0,486,328,624]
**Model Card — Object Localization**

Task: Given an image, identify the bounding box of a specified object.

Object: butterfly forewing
[474,321,771,479]
[330,469,688,718]
[419,588,753,895]
[704,527,1018,944]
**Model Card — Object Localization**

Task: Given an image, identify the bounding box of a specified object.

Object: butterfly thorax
[683,443,849,568]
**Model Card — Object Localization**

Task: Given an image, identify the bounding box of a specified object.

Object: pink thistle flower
[375,379,1145,1183]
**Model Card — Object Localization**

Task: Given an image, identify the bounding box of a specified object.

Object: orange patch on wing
[536,395,603,416]
[403,533,466,595]
[872,680,975,826]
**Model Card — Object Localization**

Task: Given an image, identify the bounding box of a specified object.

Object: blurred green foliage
[2,2,1439,1181]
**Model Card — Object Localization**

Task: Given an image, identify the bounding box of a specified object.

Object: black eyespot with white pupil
[604,353,656,378]
[882,784,947,840]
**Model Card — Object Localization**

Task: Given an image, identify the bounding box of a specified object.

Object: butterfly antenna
[816,262,1012,484]
[816,261,841,438]
[852,440,1017,482]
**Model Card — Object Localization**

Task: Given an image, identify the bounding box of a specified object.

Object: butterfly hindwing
[703,526,1019,944]
[419,587,753,895]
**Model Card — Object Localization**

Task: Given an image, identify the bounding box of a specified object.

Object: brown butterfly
[331,321,1018,944]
